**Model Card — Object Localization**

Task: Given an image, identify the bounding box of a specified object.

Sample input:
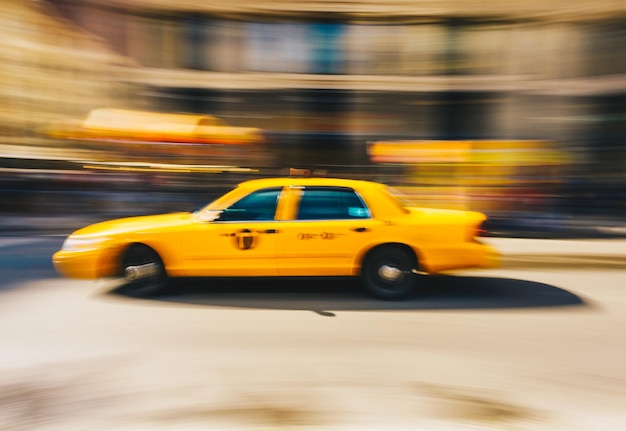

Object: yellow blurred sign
[369,140,568,165]
[369,140,471,163]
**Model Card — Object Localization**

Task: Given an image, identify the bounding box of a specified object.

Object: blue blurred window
[297,187,371,220]
[309,23,346,74]
[183,16,210,70]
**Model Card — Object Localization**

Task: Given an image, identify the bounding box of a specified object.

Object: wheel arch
[118,233,187,277]
[356,242,422,275]
[118,242,167,274]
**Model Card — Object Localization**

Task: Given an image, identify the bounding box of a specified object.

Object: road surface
[1,235,625,430]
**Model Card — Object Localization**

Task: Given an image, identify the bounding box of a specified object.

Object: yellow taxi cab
[53,176,499,300]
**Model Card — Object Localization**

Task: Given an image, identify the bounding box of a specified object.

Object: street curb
[484,238,626,269]
[500,254,625,270]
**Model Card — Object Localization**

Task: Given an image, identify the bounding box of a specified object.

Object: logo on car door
[234,229,257,250]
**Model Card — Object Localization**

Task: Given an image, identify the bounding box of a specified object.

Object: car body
[53,177,499,299]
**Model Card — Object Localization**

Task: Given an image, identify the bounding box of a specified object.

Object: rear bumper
[420,241,500,274]
[474,240,500,268]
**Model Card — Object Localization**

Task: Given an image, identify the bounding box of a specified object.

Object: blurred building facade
[0,0,137,147]
[46,0,625,170]
[2,0,624,219]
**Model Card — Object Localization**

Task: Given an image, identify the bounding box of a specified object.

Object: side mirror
[197,210,223,222]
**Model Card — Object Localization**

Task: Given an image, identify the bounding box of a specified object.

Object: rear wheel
[361,245,418,300]
[120,244,168,296]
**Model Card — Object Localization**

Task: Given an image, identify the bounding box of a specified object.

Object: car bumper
[421,241,500,273]
[53,247,120,279]
[478,242,500,268]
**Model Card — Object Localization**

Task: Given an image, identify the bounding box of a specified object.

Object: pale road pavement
[0,236,625,430]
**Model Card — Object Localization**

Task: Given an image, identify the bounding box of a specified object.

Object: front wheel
[120,244,168,296]
[360,246,419,300]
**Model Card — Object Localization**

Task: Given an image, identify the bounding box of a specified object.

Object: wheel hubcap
[124,262,159,281]
[378,264,402,282]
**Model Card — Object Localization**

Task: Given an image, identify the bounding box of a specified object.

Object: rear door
[276,186,380,276]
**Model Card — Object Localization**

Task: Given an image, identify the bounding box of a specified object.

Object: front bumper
[53,246,120,279]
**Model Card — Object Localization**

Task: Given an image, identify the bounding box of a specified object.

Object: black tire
[360,245,418,300]
[120,244,168,296]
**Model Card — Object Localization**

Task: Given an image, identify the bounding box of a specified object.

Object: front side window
[296,187,371,220]
[218,188,281,221]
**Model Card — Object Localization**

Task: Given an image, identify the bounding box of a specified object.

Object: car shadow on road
[109,274,589,314]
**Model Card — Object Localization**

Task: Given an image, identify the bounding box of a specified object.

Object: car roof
[237,177,386,190]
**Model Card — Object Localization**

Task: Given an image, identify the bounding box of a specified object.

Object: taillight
[476,220,489,237]
[467,219,488,241]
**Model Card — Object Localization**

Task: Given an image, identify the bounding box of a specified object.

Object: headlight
[62,236,109,251]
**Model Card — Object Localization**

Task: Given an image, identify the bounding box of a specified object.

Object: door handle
[353,227,368,232]
[262,229,278,234]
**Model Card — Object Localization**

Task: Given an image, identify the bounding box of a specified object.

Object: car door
[182,187,283,276]
[276,186,380,276]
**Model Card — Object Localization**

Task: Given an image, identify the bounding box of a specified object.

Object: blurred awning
[48,108,265,145]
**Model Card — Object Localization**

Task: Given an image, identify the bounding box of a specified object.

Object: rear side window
[296,187,371,220]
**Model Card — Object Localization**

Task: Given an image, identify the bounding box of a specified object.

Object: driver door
[182,187,283,276]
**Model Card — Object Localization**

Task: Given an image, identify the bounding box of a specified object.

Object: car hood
[70,212,194,237]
